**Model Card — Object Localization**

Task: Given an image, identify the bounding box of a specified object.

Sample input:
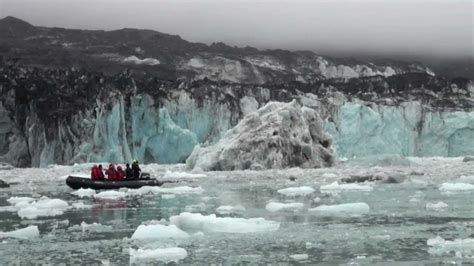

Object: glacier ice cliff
[186,100,334,171]
[0,63,472,167]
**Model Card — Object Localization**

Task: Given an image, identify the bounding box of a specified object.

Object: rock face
[186,101,334,171]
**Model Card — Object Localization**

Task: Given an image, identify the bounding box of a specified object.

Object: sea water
[0,157,473,264]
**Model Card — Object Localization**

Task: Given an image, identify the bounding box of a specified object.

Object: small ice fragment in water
[72,202,93,209]
[439,183,474,193]
[129,247,187,264]
[216,205,246,214]
[170,212,280,233]
[265,202,304,212]
[290,254,308,261]
[163,171,207,179]
[426,202,448,211]
[320,182,373,193]
[94,191,126,200]
[0,225,39,239]
[277,186,315,197]
[309,202,370,217]
[71,188,96,198]
[17,197,69,219]
[131,224,189,240]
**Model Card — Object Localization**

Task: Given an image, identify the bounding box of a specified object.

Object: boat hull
[66,176,163,190]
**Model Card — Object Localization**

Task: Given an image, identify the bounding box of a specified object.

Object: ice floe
[94,191,126,200]
[290,254,309,261]
[216,205,246,214]
[16,197,69,219]
[277,186,315,197]
[129,247,187,264]
[427,236,474,258]
[71,188,96,198]
[309,202,370,217]
[163,171,207,179]
[131,224,190,240]
[71,202,93,209]
[320,182,373,193]
[126,186,204,196]
[439,183,474,193]
[78,222,113,233]
[170,212,280,233]
[426,202,448,211]
[0,226,39,239]
[265,202,304,212]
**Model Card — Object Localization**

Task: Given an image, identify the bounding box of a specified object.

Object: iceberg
[186,100,334,171]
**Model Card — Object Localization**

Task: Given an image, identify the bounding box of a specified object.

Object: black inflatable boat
[66,176,163,190]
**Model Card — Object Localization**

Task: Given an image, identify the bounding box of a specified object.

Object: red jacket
[105,164,117,181]
[116,166,125,181]
[91,165,99,180]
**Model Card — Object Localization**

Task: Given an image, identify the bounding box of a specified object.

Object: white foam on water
[129,247,187,264]
[309,202,370,217]
[277,186,315,197]
[169,212,280,233]
[131,224,190,240]
[265,202,304,212]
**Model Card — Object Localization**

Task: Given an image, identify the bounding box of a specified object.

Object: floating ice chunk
[123,56,160,66]
[277,186,315,197]
[127,186,204,196]
[161,194,176,199]
[313,197,321,203]
[265,202,304,212]
[7,197,35,205]
[427,236,474,257]
[129,247,187,264]
[17,197,69,219]
[320,182,373,193]
[216,205,246,214]
[71,188,96,198]
[131,224,190,240]
[94,191,126,200]
[80,221,113,233]
[0,226,39,239]
[170,212,280,233]
[322,173,338,179]
[426,202,448,211]
[458,175,474,183]
[309,202,370,217]
[439,183,474,193]
[290,254,309,261]
[72,202,93,209]
[163,171,207,179]
[159,186,204,195]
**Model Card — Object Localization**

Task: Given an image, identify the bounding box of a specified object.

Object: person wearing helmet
[131,160,141,179]
[116,165,125,181]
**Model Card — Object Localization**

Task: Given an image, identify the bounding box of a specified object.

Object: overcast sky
[1,0,472,59]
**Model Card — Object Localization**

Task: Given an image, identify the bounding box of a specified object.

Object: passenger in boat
[116,165,126,181]
[132,160,141,179]
[105,164,117,180]
[90,165,99,180]
[98,164,105,180]
[125,164,133,180]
